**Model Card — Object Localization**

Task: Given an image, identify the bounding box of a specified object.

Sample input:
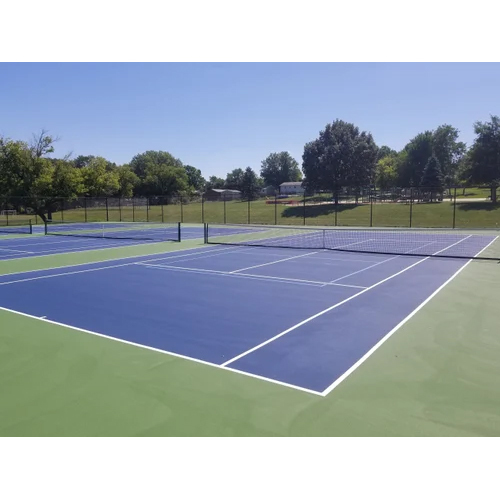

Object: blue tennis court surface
[0,224,206,261]
[0,236,493,395]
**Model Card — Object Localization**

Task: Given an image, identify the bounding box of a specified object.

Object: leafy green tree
[260,152,302,189]
[468,115,500,203]
[377,145,398,161]
[397,131,434,186]
[0,131,83,221]
[129,151,184,182]
[184,165,206,192]
[116,165,139,197]
[144,163,189,197]
[81,156,120,197]
[375,156,398,190]
[432,124,466,189]
[420,156,444,201]
[302,120,378,203]
[225,168,245,191]
[206,176,225,189]
[240,167,261,200]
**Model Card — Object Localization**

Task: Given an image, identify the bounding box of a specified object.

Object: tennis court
[0,222,204,261]
[1,223,497,395]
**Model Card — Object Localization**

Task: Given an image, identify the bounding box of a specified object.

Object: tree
[144,163,189,197]
[397,131,434,186]
[375,156,398,191]
[129,151,184,194]
[468,115,500,203]
[432,124,466,189]
[206,176,225,189]
[184,165,206,192]
[301,120,378,203]
[260,152,302,189]
[81,156,120,197]
[240,167,261,200]
[116,165,139,197]
[420,156,444,201]
[377,145,398,161]
[225,168,245,191]
[0,131,83,222]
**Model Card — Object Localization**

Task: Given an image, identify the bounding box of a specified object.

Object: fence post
[132,198,135,222]
[224,196,227,224]
[105,198,109,222]
[61,199,64,222]
[452,187,457,229]
[84,197,87,223]
[274,193,277,225]
[146,197,149,222]
[409,188,413,228]
[119,198,122,222]
[180,197,184,223]
[303,192,306,225]
[370,191,373,227]
[334,189,338,227]
[248,198,250,224]
[202,195,205,223]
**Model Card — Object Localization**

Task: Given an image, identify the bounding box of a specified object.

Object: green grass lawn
[9,196,500,230]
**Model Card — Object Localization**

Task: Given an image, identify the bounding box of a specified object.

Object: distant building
[204,188,242,201]
[260,185,276,196]
[279,182,304,195]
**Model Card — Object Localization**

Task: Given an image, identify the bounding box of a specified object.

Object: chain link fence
[1,186,499,229]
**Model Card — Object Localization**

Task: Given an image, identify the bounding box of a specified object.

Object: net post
[204,223,208,244]
[452,186,457,229]
[409,188,413,228]
[29,219,33,234]
[178,221,181,242]
[44,220,48,235]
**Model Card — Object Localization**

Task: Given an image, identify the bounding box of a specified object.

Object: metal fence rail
[1,186,499,230]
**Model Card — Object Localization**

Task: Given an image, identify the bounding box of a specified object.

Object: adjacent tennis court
[1,224,497,394]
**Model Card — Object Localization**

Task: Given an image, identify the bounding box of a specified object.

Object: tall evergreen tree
[420,156,444,201]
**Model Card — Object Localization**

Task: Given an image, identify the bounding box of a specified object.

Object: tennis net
[0,219,33,235]
[45,221,181,242]
[204,224,500,261]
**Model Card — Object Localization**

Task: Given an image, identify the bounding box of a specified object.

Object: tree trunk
[491,185,498,203]
[35,209,47,223]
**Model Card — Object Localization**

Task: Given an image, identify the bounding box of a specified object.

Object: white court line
[321,234,499,396]
[0,248,35,254]
[136,262,367,289]
[137,263,325,287]
[0,246,247,287]
[0,304,322,397]
[228,250,321,273]
[221,234,476,368]
[326,241,437,286]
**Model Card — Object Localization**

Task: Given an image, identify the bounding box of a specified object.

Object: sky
[1,62,499,180]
